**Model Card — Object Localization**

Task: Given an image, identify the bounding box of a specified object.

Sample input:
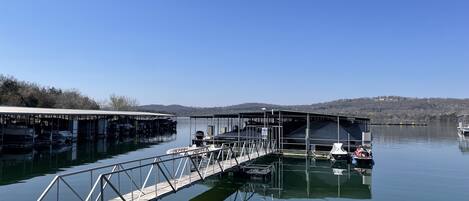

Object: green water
[0,120,468,200]
[159,122,469,201]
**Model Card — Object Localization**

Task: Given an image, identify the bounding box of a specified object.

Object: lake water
[0,119,468,201]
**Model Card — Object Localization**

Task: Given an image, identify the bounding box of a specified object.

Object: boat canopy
[330,143,347,155]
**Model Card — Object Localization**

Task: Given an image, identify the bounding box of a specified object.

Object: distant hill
[139,96,469,123]
[138,103,287,116]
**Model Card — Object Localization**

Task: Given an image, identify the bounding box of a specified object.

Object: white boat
[458,115,469,136]
[329,143,349,161]
[166,144,220,156]
[458,127,469,136]
[166,145,200,155]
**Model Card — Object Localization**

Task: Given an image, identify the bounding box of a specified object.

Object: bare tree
[108,94,139,111]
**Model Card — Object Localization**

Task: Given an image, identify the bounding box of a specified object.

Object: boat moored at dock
[2,127,36,150]
[329,143,349,161]
[458,115,469,136]
[0,106,176,154]
[352,145,373,166]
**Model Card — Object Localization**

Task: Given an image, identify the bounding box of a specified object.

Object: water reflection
[191,156,372,201]
[371,122,457,144]
[458,134,469,154]
[0,134,176,186]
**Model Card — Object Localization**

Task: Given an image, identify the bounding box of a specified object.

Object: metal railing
[37,139,276,201]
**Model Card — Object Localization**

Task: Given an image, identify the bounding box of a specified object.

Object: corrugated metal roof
[0,106,172,117]
[191,109,370,121]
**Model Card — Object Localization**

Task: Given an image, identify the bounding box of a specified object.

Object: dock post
[337,116,340,143]
[279,111,282,152]
[104,118,108,138]
[56,116,59,141]
[71,117,78,142]
[189,118,192,146]
[306,113,310,155]
[1,115,4,153]
[217,118,220,137]
[238,114,241,153]
[348,132,350,153]
[49,116,53,144]
[135,118,138,137]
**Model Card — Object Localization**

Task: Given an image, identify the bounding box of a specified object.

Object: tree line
[0,74,138,111]
[139,96,469,123]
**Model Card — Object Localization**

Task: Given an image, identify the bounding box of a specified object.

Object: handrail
[96,139,274,200]
[38,139,276,201]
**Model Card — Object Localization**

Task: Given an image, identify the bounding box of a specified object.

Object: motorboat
[56,131,73,143]
[3,127,36,150]
[329,143,349,161]
[352,146,373,166]
[458,126,469,136]
[39,130,74,144]
[192,131,205,147]
[458,115,469,136]
[192,130,214,146]
[166,144,203,155]
[166,144,220,156]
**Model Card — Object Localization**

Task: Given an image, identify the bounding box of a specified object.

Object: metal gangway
[37,139,277,201]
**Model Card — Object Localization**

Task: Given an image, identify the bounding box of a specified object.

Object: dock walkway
[115,150,268,201]
[37,139,276,201]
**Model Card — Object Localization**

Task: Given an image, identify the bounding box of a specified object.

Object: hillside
[139,96,469,123]
[0,75,99,109]
[2,73,467,123]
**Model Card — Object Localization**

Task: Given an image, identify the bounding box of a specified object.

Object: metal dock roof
[191,109,370,121]
[0,106,173,117]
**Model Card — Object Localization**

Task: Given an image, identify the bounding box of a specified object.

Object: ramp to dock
[37,139,276,201]
[117,149,268,201]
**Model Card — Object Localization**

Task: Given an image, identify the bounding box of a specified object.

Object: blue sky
[0,0,468,106]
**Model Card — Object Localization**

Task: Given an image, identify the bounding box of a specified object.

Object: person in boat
[354,145,371,158]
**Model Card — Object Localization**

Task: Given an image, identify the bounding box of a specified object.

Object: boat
[166,144,202,155]
[329,143,349,161]
[38,130,74,145]
[192,130,213,147]
[458,126,469,136]
[352,145,373,166]
[166,144,219,156]
[56,131,74,143]
[3,127,36,150]
[458,115,469,136]
[167,130,221,156]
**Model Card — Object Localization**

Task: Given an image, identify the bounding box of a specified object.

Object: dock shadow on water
[159,155,372,201]
[0,134,176,186]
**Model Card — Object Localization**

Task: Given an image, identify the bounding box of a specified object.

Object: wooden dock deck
[112,150,269,201]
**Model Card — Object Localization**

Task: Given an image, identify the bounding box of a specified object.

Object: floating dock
[190,110,371,156]
[37,109,372,201]
[0,106,176,153]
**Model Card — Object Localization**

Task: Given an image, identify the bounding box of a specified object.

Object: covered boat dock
[0,106,176,152]
[190,110,371,156]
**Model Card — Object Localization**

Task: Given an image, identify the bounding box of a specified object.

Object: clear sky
[0,0,468,106]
